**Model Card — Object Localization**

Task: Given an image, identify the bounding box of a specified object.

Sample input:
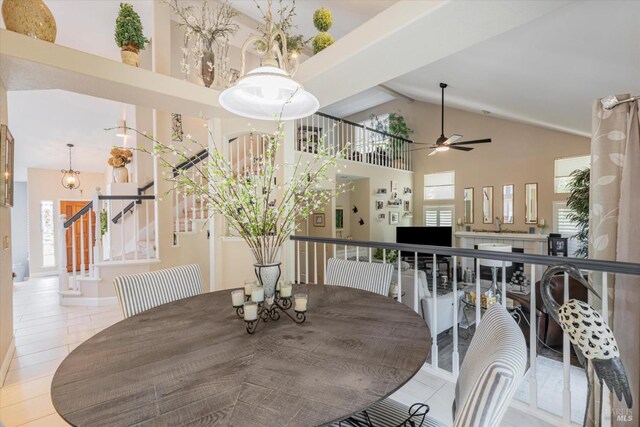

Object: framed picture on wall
[376,188,388,195]
[389,212,399,225]
[375,200,384,210]
[403,187,412,195]
[0,124,14,207]
[335,207,344,230]
[404,200,410,212]
[313,213,325,227]
[377,213,386,221]
[390,180,398,192]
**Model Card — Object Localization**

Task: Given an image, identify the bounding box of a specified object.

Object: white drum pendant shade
[219,66,319,121]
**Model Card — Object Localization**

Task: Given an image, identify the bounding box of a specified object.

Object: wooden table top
[51,284,431,426]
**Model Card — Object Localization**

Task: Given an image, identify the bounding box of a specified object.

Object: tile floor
[0,276,553,427]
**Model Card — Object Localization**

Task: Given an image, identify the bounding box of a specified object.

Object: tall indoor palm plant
[566,167,590,258]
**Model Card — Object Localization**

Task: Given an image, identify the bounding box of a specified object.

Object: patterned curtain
[589,96,639,426]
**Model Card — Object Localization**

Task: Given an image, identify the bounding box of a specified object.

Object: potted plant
[566,167,589,257]
[169,0,239,88]
[369,113,413,168]
[312,7,334,54]
[115,3,149,67]
[255,0,309,64]
[130,122,351,302]
[108,147,133,183]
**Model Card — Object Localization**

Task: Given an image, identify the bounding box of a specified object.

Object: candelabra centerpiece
[231,283,307,334]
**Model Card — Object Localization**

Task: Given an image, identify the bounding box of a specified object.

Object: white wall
[0,78,14,384]
[10,182,28,279]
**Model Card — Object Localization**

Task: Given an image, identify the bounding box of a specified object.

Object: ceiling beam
[296,0,570,108]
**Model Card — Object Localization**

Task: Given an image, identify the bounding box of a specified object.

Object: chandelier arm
[240,35,263,77]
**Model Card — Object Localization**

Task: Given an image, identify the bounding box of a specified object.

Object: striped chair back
[325,258,394,297]
[113,264,203,318]
[453,305,527,427]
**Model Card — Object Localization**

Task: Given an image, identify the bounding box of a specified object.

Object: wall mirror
[463,188,474,223]
[482,186,493,224]
[525,183,538,224]
[502,184,514,224]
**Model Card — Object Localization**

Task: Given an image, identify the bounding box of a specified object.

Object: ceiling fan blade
[428,150,438,156]
[450,138,492,146]
[450,146,474,152]
[444,134,462,145]
[408,145,438,152]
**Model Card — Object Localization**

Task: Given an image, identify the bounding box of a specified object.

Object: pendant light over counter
[219,0,319,121]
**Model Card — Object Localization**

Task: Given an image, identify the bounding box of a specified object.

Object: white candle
[280,283,292,298]
[231,289,244,307]
[251,286,265,303]
[276,281,281,291]
[244,302,258,321]
[244,283,255,296]
[294,293,308,312]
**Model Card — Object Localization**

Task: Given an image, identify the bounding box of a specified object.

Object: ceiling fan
[411,83,492,156]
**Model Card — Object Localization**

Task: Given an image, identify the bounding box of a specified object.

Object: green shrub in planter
[115,2,149,53]
[313,7,333,32]
[312,32,335,54]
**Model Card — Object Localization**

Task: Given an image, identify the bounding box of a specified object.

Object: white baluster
[92,188,102,272]
[79,213,85,276]
[475,257,481,326]
[87,207,93,275]
[563,272,571,423]
[58,214,69,292]
[296,240,300,284]
[414,252,419,313]
[502,261,506,307]
[71,222,77,287]
[305,241,309,284]
[174,187,179,237]
[323,243,327,282]
[191,168,196,231]
[529,264,537,409]
[368,247,372,262]
[313,242,318,285]
[601,272,611,426]
[452,256,460,377]
[397,255,402,304]
[145,198,150,259]
[431,254,438,369]
[133,203,139,261]
[120,203,125,261]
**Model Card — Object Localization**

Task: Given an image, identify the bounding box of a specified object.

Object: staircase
[57,148,211,305]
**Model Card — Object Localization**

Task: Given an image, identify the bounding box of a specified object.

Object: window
[41,201,55,267]
[424,171,455,200]
[424,205,454,227]
[554,155,590,193]
[553,201,580,256]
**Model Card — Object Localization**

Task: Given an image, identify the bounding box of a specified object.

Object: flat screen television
[396,226,452,256]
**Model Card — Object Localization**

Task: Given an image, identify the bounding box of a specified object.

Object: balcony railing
[294,112,412,171]
[289,235,640,426]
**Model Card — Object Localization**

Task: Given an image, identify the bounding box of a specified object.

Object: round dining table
[51,284,431,426]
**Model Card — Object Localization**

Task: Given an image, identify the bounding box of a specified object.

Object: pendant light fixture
[61,143,80,190]
[219,0,318,121]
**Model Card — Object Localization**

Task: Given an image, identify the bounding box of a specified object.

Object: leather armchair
[508,274,588,350]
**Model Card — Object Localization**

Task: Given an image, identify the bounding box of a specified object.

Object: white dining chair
[325,257,394,297]
[335,304,527,427]
[113,264,203,318]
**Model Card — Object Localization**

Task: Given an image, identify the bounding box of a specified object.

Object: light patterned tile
[9,347,69,372]
[0,394,55,427]
[19,412,70,427]
[0,376,53,408]
[3,358,66,387]
[388,379,438,407]
[14,332,94,358]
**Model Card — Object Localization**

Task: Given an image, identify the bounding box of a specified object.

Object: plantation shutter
[424,206,454,227]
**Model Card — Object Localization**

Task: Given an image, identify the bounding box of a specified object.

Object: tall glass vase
[254,262,281,301]
[253,246,282,302]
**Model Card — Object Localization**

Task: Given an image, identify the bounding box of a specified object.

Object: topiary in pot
[312,32,335,54]
[313,7,332,32]
[115,3,149,67]
[566,167,590,257]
